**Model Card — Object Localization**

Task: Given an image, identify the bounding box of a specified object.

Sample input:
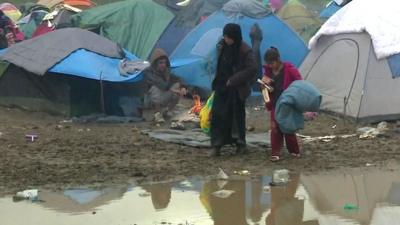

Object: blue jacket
[275,80,321,134]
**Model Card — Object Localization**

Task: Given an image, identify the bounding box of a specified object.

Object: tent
[319,1,341,20]
[0,3,22,23]
[0,6,25,45]
[153,0,269,57]
[308,0,400,60]
[152,18,193,56]
[0,28,144,116]
[319,0,353,20]
[171,10,308,91]
[19,3,50,17]
[297,0,332,15]
[0,63,144,117]
[276,0,322,43]
[37,0,96,9]
[31,4,82,38]
[301,0,400,122]
[18,8,49,39]
[71,0,175,59]
[0,28,124,75]
[0,65,101,116]
[152,0,231,56]
[155,0,230,27]
[301,33,400,122]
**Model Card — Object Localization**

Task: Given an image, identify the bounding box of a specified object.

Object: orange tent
[37,0,96,9]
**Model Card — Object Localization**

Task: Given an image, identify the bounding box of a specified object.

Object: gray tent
[0,27,122,75]
[300,32,400,122]
[0,28,142,117]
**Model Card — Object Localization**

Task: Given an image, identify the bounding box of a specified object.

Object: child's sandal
[290,153,300,158]
[270,155,280,162]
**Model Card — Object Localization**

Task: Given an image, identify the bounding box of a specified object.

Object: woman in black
[210,23,257,157]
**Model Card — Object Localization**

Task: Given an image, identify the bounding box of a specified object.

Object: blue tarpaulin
[50,49,143,82]
[0,48,144,82]
[0,48,195,82]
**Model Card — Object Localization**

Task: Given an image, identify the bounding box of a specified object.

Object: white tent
[301,32,400,122]
[301,0,400,122]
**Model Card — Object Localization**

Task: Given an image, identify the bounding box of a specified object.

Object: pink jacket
[263,62,302,111]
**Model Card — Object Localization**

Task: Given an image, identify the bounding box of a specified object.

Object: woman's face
[223,35,234,46]
[156,58,168,73]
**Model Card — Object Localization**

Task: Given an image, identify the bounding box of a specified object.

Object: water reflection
[301,171,400,225]
[200,179,247,224]
[247,177,270,224]
[1,171,400,225]
[266,174,315,225]
[142,183,173,210]
[39,187,127,214]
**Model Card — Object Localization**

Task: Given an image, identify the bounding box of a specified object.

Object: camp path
[0,103,399,194]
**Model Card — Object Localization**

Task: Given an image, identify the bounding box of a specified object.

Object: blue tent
[319,1,342,19]
[170,11,308,91]
[152,19,193,56]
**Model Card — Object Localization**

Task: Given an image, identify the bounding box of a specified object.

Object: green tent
[72,0,174,59]
[298,0,332,14]
[277,0,322,43]
[19,10,49,39]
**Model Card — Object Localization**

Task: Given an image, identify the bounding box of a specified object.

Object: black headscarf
[223,23,243,44]
[213,23,243,90]
[221,23,242,66]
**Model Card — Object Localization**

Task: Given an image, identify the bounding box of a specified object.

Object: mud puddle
[1,170,400,225]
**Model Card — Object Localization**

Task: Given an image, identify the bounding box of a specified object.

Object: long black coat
[210,41,257,147]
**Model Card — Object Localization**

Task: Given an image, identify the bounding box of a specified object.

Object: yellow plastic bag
[199,92,214,135]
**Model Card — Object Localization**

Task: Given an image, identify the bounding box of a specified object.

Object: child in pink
[262,47,302,162]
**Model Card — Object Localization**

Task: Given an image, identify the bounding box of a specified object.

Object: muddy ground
[1,98,400,194]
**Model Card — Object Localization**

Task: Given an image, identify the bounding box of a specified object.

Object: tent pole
[100,71,105,113]
[343,96,347,125]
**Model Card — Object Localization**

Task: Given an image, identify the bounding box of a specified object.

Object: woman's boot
[209,146,221,157]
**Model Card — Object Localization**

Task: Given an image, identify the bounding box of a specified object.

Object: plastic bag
[199,92,214,135]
